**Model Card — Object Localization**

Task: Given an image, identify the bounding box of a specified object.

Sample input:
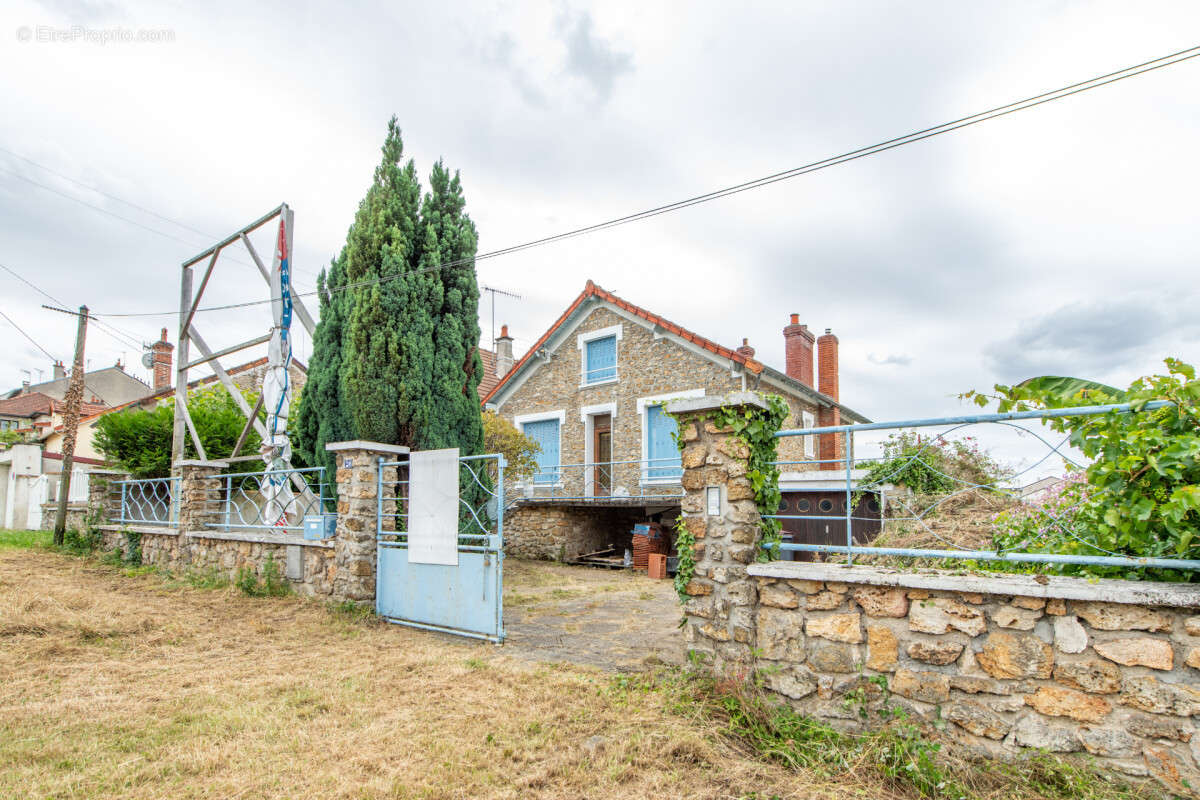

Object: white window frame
[802,410,816,460]
[514,410,566,488]
[580,402,618,498]
[637,389,704,485]
[577,324,622,388]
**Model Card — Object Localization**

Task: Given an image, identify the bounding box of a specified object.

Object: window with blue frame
[583,335,617,384]
[645,404,683,481]
[522,418,561,484]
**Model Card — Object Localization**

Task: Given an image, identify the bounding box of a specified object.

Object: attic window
[584,335,617,384]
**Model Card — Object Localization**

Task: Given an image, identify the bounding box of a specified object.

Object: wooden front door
[593,413,612,496]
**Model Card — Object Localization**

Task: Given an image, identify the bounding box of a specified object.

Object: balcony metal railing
[510,457,685,502]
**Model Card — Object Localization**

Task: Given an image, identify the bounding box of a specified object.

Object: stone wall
[670,392,1200,797]
[744,563,1200,795]
[39,502,87,531]
[81,446,406,605]
[96,526,337,597]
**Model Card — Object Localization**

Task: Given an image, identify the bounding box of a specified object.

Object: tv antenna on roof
[482,284,521,348]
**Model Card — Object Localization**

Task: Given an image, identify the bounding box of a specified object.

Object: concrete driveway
[502,559,685,671]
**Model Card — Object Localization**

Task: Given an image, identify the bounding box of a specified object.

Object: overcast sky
[2,0,1198,447]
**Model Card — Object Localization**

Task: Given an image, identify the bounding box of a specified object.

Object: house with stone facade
[481,280,869,562]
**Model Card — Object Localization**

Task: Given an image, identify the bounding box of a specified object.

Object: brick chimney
[53,360,65,379]
[151,328,174,391]
[816,328,841,469]
[783,313,815,388]
[495,324,514,379]
[735,338,755,359]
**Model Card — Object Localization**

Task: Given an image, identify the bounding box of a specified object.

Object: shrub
[860,431,1007,498]
[966,358,1200,581]
[481,410,540,481]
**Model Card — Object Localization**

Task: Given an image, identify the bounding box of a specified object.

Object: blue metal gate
[375,452,505,642]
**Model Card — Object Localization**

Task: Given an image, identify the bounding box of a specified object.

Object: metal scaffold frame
[169,203,318,510]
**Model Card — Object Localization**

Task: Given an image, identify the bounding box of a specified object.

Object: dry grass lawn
[0,543,842,800]
[0,537,1156,800]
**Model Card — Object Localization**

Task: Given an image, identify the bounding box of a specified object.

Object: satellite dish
[141,351,154,369]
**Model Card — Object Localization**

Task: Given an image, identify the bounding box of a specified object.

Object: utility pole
[53,305,87,545]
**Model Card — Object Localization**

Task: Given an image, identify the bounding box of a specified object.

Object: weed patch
[236,555,291,598]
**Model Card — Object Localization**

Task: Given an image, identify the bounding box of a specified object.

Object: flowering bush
[990,473,1091,562]
[860,431,1007,497]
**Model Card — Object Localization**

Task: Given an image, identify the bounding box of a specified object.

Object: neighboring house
[1,327,307,529]
[481,280,869,562]
[3,361,155,408]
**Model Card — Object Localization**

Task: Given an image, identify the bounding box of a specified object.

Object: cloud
[868,353,913,366]
[34,0,124,22]
[558,11,632,102]
[482,33,548,108]
[983,294,1200,382]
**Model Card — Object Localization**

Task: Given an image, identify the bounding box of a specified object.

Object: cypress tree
[417,160,485,454]
[295,118,485,490]
[294,251,353,484]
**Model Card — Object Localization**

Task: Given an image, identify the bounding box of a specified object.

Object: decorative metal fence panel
[110,477,179,526]
[376,452,505,642]
[215,466,328,534]
[766,400,1200,573]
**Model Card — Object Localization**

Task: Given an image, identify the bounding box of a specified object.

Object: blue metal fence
[215,466,328,534]
[110,477,179,526]
[767,400,1200,572]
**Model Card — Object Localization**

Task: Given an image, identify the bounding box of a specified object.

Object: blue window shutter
[646,404,682,480]
[585,336,617,383]
[522,419,560,484]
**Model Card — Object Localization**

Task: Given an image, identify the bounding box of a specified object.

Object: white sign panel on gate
[407,448,460,566]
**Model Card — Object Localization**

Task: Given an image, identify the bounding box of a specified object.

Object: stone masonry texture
[498,305,821,560]
[747,577,1200,796]
[673,395,766,674]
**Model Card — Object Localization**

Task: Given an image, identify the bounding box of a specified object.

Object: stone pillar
[175,460,227,563]
[87,468,127,524]
[666,392,769,674]
[326,441,410,604]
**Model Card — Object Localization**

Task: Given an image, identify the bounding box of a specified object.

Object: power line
[0,259,144,351]
[69,43,1199,319]
[0,164,321,280]
[0,306,59,362]
[0,145,217,240]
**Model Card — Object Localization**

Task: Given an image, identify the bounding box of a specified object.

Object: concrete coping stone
[666,391,768,415]
[174,459,229,468]
[97,524,180,536]
[747,561,1200,609]
[191,528,334,549]
[325,440,411,456]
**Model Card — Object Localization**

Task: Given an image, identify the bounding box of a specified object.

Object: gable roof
[477,348,499,400]
[482,280,868,424]
[0,391,55,418]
